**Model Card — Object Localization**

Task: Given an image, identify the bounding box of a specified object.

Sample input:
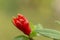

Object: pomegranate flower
[12,14,31,35]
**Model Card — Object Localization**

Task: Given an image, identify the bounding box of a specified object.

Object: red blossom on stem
[12,14,31,35]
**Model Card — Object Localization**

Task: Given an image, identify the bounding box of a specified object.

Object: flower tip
[12,16,16,19]
[17,13,24,17]
[12,16,17,21]
[17,13,21,15]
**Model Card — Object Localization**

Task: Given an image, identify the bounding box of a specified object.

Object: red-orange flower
[12,14,31,35]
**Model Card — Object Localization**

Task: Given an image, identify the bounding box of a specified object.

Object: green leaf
[53,39,60,40]
[36,28,60,39]
[30,22,43,37]
[34,24,43,30]
[14,35,29,40]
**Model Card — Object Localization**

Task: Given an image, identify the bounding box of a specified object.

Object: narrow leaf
[53,39,60,40]
[34,24,43,30]
[36,28,60,39]
[14,35,29,40]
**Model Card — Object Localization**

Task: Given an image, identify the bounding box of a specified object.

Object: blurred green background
[0,0,60,40]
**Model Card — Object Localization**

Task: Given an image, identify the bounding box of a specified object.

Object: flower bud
[12,14,31,35]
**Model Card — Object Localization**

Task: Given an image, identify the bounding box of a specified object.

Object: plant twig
[29,36,33,40]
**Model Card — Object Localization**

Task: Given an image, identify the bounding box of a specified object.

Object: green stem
[29,36,33,40]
